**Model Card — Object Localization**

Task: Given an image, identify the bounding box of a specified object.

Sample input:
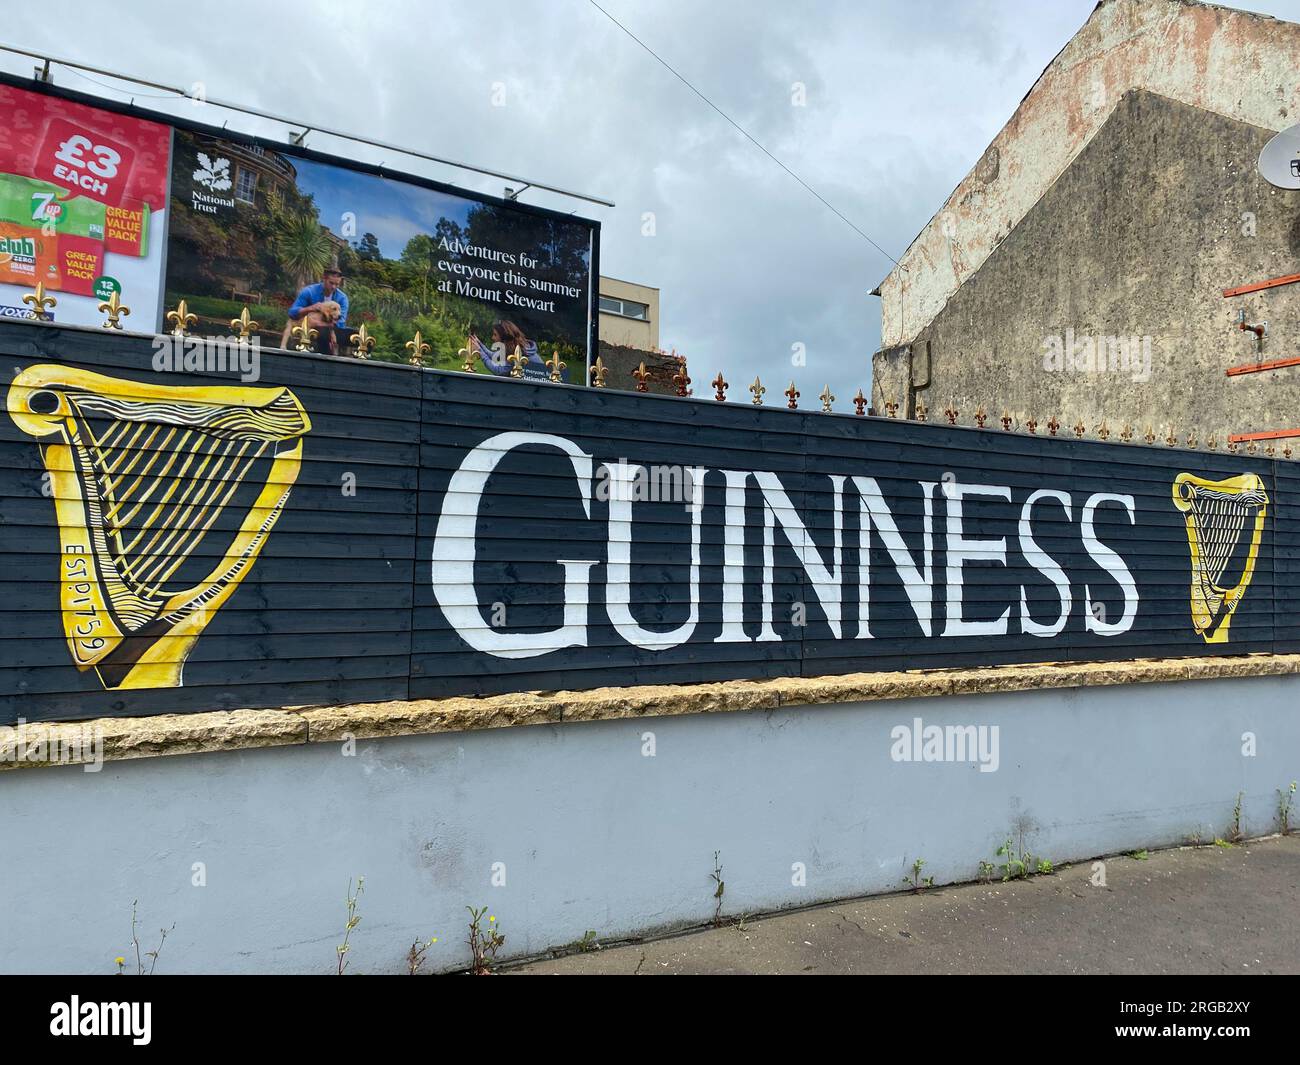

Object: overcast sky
[5,0,1299,406]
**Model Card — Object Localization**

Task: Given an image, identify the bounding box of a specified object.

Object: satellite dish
[1259,123,1300,189]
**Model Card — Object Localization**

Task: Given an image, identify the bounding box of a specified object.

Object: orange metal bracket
[1226,355,1300,376]
[1223,272,1300,298]
[1228,428,1300,443]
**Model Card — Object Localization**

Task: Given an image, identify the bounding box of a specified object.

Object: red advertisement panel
[0,87,170,209]
[0,84,170,325]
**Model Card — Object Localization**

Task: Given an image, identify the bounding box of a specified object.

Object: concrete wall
[598,275,660,351]
[3,672,1296,974]
[876,0,1300,348]
[873,89,1300,443]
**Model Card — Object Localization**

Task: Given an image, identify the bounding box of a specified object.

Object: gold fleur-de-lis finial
[229,306,259,339]
[508,344,527,378]
[459,337,474,372]
[749,377,765,406]
[785,381,799,409]
[1144,426,1156,445]
[974,406,987,428]
[1206,435,1218,451]
[1266,443,1276,457]
[1186,431,1198,449]
[632,361,651,392]
[915,397,927,422]
[1046,416,1060,436]
[1119,425,1133,443]
[22,281,57,320]
[853,389,867,416]
[97,290,130,330]
[292,320,318,352]
[166,299,197,337]
[712,372,728,401]
[406,331,431,366]
[1000,411,1013,432]
[1165,426,1177,447]
[1227,439,1239,454]
[819,385,835,412]
[885,400,899,418]
[1097,421,1110,441]
[590,356,608,387]
[350,322,376,359]
[1285,443,1294,460]
[672,361,691,396]
[1073,419,1086,438]
[1247,438,1258,455]
[945,402,958,425]
[1025,416,1038,434]
[547,349,567,383]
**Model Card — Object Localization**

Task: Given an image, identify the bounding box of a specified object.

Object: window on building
[599,295,649,320]
[235,168,258,205]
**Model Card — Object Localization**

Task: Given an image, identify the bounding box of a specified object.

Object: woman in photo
[469,319,548,376]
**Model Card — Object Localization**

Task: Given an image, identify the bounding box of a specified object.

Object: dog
[281,299,342,355]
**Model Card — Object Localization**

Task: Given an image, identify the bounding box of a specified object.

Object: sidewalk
[510,835,1300,975]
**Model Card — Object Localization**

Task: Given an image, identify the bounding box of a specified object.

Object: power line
[63,65,177,100]
[586,0,900,266]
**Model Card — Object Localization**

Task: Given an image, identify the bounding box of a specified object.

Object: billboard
[0,84,171,328]
[164,129,595,380]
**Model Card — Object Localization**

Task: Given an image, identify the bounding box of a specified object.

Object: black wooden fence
[1,321,1291,723]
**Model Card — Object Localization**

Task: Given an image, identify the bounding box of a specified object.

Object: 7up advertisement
[0,85,171,327]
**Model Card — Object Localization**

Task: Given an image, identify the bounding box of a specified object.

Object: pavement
[509,834,1300,975]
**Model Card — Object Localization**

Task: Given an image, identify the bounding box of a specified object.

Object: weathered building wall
[874,89,1300,443]
[876,0,1300,350]
[595,339,679,394]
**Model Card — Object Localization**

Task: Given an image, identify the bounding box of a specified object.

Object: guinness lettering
[431,432,1142,655]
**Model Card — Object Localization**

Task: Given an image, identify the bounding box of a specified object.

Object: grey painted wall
[2,675,1297,974]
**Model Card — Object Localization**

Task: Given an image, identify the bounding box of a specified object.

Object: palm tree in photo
[275,212,334,289]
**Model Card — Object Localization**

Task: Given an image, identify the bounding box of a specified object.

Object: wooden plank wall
[1,325,419,722]
[0,322,1289,723]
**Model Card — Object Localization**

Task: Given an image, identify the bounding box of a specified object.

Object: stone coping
[2,654,1297,772]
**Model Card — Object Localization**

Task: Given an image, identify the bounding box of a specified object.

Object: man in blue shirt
[288,268,349,328]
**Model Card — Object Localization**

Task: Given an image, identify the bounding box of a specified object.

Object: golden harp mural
[7,365,311,689]
[1172,472,1268,644]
